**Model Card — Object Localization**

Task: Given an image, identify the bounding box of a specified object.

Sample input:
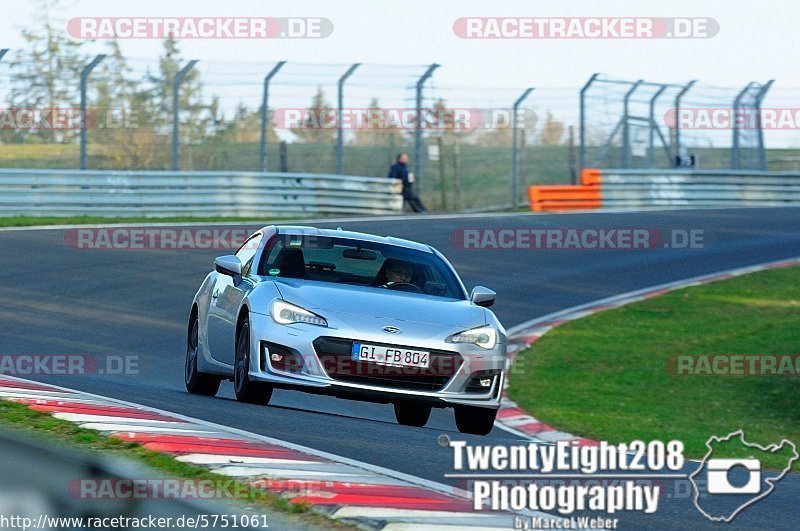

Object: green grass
[508,266,800,471]
[0,400,352,528]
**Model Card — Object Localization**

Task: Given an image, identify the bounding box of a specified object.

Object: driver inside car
[380,259,414,288]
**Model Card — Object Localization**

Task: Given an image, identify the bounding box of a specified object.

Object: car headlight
[270,300,328,327]
[449,325,497,349]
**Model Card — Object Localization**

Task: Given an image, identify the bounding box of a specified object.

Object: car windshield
[257,234,465,300]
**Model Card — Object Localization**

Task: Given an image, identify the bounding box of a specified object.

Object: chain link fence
[0,45,794,212]
[580,74,775,172]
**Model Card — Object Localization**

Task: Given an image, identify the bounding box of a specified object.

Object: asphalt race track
[1,207,799,529]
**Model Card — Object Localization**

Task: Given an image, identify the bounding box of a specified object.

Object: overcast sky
[1,0,796,88]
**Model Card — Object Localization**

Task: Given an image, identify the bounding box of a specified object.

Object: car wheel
[185,317,221,396]
[454,405,497,435]
[394,402,431,427]
[234,319,273,405]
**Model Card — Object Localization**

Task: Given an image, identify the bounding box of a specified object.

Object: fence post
[622,80,643,169]
[414,63,440,193]
[452,140,462,210]
[512,88,534,207]
[79,54,105,170]
[755,80,774,170]
[337,63,360,174]
[259,61,286,172]
[171,60,198,171]
[568,126,577,184]
[647,85,667,168]
[731,82,756,170]
[437,136,447,210]
[279,141,288,172]
[579,73,599,171]
[673,80,696,165]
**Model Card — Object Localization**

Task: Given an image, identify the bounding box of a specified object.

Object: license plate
[351,342,430,369]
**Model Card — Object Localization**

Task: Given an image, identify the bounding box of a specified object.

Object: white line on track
[52,412,190,424]
[175,454,321,466]
[76,422,230,435]
[330,507,498,520]
[209,466,368,479]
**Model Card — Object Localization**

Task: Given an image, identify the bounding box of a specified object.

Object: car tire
[454,405,497,435]
[185,317,221,396]
[394,402,432,427]
[234,319,273,405]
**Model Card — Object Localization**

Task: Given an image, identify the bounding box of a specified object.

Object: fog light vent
[465,370,500,393]
[262,342,304,374]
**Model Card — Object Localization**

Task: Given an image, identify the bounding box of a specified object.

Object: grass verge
[508,266,800,471]
[0,400,352,528]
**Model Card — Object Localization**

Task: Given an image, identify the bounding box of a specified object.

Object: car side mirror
[214,255,242,278]
[470,286,496,307]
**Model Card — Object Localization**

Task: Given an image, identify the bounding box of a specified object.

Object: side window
[257,239,283,275]
[236,234,261,276]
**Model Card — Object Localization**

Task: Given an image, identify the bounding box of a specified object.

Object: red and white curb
[0,376,550,530]
[496,256,800,444]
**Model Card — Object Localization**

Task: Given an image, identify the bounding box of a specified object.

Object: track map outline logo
[689,430,798,522]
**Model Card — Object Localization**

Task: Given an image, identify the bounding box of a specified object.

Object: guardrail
[599,169,800,208]
[0,169,403,217]
[528,169,800,211]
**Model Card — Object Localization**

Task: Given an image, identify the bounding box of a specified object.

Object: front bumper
[249,312,506,409]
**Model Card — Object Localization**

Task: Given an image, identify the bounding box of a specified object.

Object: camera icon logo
[706,458,761,494]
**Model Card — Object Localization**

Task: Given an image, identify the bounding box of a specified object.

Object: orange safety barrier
[580,168,602,186]
[528,184,601,212]
[527,169,603,211]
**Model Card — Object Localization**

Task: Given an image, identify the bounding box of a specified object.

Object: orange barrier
[580,168,602,186]
[528,183,601,211]
[527,169,603,211]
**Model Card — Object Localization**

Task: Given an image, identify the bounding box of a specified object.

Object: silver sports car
[186,225,507,435]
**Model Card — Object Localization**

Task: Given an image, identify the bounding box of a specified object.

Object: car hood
[272,279,485,327]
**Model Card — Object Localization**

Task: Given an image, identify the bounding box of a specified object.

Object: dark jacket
[388,161,411,188]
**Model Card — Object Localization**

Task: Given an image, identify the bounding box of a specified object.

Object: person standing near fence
[388,153,427,213]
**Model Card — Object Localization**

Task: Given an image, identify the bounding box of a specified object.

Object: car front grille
[312,336,463,392]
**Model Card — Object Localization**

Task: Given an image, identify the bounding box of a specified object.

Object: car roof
[264,225,433,253]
